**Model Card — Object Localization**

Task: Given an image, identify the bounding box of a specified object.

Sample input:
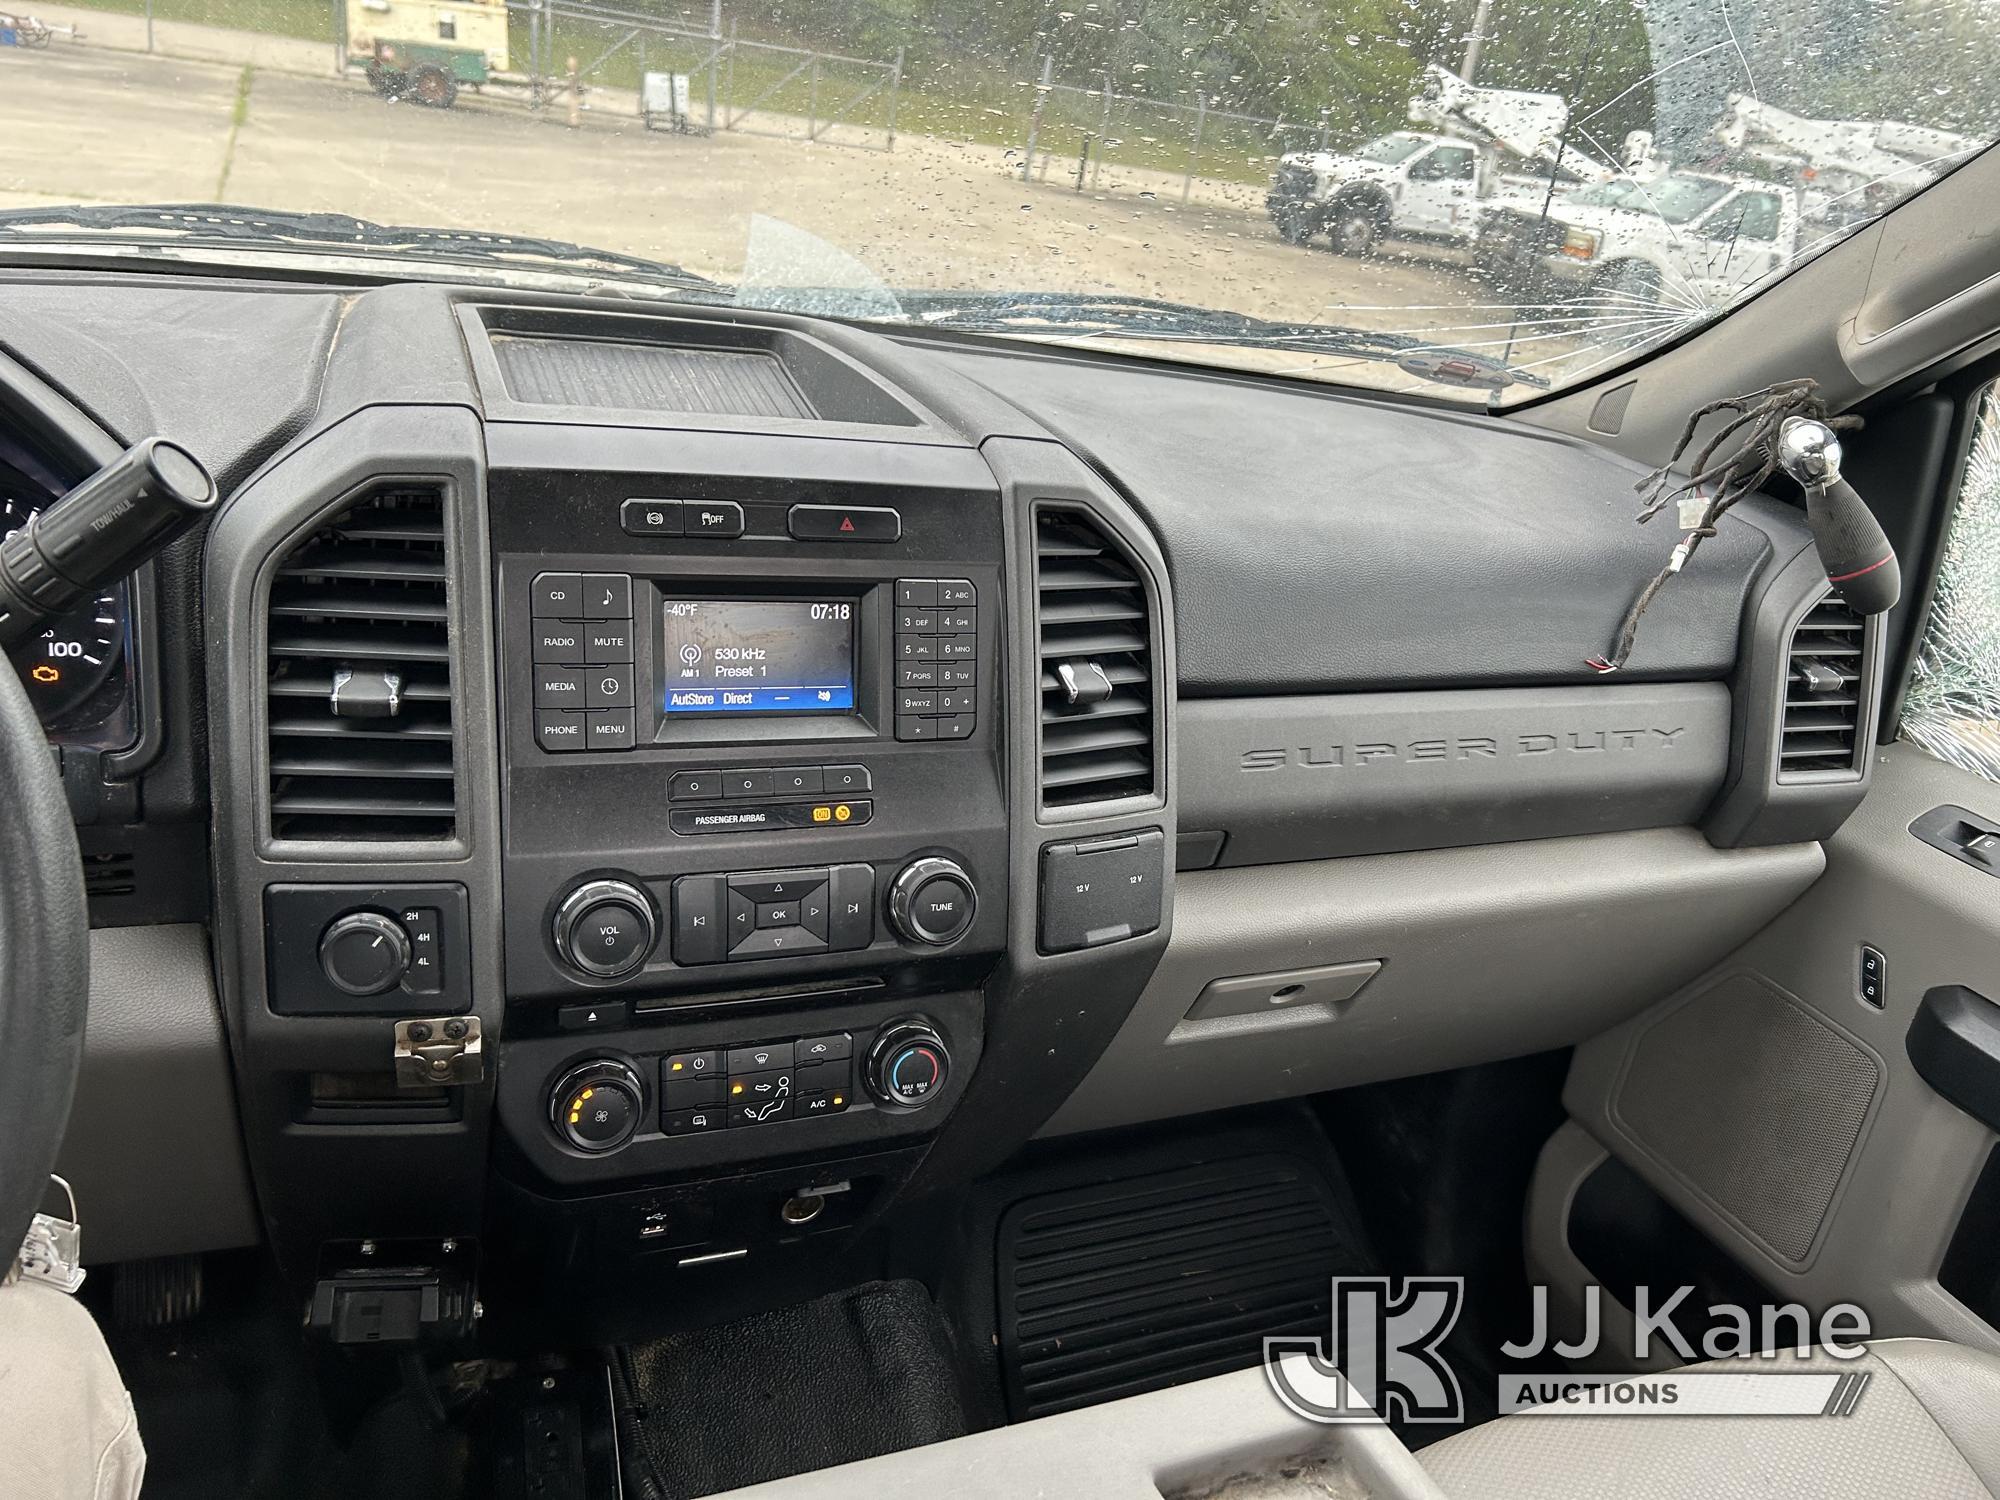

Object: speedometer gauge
[3,486,129,725]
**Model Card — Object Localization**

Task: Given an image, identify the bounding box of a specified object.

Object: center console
[485,425,1007,1226]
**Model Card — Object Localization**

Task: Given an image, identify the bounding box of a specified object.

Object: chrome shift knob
[1776,416,1844,489]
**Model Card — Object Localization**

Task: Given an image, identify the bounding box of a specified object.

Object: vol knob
[886,857,976,948]
[318,911,412,996]
[553,879,657,979]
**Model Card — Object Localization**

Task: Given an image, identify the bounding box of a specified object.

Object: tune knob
[553,879,657,979]
[864,1020,952,1109]
[886,857,977,948]
[549,1059,645,1153]
[318,911,412,996]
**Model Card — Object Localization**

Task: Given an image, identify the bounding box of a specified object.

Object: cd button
[531,572,582,618]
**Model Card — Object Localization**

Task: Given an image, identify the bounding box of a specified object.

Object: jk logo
[1264,1277,1466,1425]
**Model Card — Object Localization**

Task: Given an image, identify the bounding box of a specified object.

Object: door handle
[1911,804,2000,878]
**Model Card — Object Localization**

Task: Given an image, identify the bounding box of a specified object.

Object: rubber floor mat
[618,1279,965,1499]
[997,1150,1372,1420]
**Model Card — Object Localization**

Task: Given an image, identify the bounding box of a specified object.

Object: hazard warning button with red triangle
[787,503,903,543]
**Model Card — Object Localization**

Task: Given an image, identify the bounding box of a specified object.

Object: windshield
[1,0,1994,406]
[1352,134,1433,166]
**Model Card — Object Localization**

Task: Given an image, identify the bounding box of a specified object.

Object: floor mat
[618,1279,965,1499]
[995,1140,1376,1420]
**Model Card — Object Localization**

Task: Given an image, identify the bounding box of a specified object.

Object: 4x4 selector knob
[553,879,657,979]
[318,911,412,996]
[864,1020,951,1108]
[886,857,976,947]
[549,1059,644,1153]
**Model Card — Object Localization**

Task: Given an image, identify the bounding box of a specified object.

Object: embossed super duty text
[1239,726,1688,772]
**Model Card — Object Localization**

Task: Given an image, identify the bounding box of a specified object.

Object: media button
[622,498,682,536]
[534,667,589,708]
[685,501,745,538]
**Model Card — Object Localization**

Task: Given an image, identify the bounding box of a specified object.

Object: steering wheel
[0,656,88,1264]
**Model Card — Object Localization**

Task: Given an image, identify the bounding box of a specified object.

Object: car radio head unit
[661,598,857,717]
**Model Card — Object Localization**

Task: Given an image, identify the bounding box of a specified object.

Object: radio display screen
[660,599,856,715]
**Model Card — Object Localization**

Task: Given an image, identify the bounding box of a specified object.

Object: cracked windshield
[1,0,1994,402]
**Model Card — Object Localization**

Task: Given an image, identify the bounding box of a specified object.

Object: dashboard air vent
[265,487,456,841]
[1035,509,1155,806]
[1777,595,1866,781]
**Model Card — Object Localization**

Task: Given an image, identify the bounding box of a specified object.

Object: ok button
[586,665,634,708]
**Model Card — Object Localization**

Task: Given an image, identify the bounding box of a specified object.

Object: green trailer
[349,0,509,109]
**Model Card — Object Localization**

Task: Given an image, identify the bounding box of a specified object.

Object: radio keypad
[895,579,977,742]
[532,572,637,753]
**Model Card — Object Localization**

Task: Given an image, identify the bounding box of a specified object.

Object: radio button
[822,765,871,794]
[532,572,582,618]
[937,580,977,608]
[669,770,722,801]
[774,766,824,796]
[586,709,635,751]
[895,579,938,607]
[685,501,745,538]
[582,574,633,619]
[585,665,635,709]
[622,498,682,536]
[535,668,589,707]
[584,623,634,663]
[789,503,901,542]
[534,625,585,663]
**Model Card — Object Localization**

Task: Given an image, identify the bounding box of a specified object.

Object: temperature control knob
[886,858,976,948]
[318,911,412,996]
[553,879,657,979]
[549,1059,644,1153]
[864,1020,952,1109]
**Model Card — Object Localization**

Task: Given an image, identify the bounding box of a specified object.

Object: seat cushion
[1420,1340,2000,1500]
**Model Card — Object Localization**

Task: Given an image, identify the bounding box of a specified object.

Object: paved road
[0,41,1502,396]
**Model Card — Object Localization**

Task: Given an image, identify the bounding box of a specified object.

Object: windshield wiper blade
[889,291,1544,390]
[0,203,726,292]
